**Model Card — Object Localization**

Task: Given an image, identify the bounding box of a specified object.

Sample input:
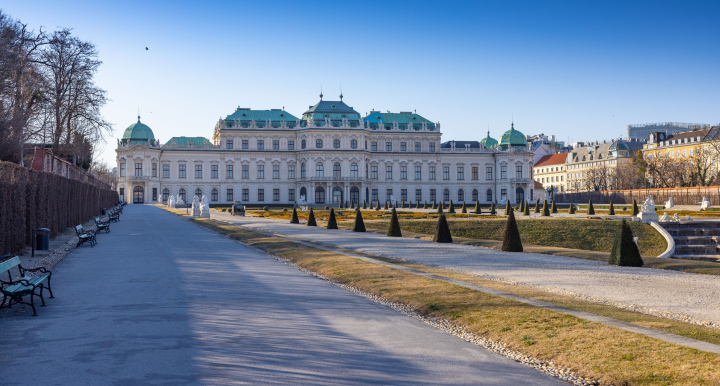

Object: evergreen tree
[416,200,421,209]
[448,200,455,213]
[375,201,381,211]
[432,200,437,209]
[551,199,557,214]
[523,201,530,216]
[423,201,428,209]
[387,208,402,237]
[609,200,615,215]
[352,207,366,232]
[362,200,367,209]
[461,202,467,214]
[306,208,317,226]
[608,220,643,267]
[384,200,389,210]
[327,208,338,229]
[542,199,550,216]
[490,203,496,215]
[588,199,595,215]
[501,208,523,252]
[437,202,443,213]
[519,200,525,213]
[433,214,453,243]
[504,199,511,216]
[290,207,299,224]
[569,202,575,214]
[632,199,639,216]
[534,199,540,213]
[474,200,481,214]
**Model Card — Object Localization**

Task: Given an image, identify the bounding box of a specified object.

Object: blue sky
[4,0,720,166]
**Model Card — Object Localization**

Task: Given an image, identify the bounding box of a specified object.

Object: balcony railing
[129,175,150,181]
[510,177,531,183]
[298,177,366,182]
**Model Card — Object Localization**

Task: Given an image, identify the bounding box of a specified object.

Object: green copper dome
[499,123,526,151]
[122,116,155,144]
[480,130,498,149]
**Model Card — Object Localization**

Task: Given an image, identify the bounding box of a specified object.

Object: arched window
[350,163,358,177]
[515,187,525,204]
[316,139,323,148]
[333,186,343,204]
[486,189,493,202]
[211,188,218,201]
[315,186,325,204]
[162,188,169,202]
[179,188,186,202]
[443,189,450,202]
[195,189,202,199]
[351,139,358,149]
[472,189,478,202]
[301,163,307,178]
[316,163,324,177]
[301,139,306,149]
[333,139,340,148]
[333,163,341,177]
[350,186,359,205]
[299,187,307,200]
[458,189,464,202]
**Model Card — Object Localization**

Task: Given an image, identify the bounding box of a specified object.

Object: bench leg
[29,292,37,316]
[46,276,54,299]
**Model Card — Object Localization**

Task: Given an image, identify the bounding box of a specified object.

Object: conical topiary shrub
[352,208,366,232]
[432,200,437,210]
[290,207,299,224]
[416,200,421,209]
[608,220,643,267]
[423,201,428,209]
[551,199,557,214]
[632,199,639,216]
[433,213,453,243]
[542,199,550,216]
[504,199,511,216]
[306,208,317,226]
[327,208,338,229]
[384,200,389,210]
[474,200,481,214]
[387,208,402,237]
[362,200,367,209]
[609,200,615,216]
[490,203,496,215]
[448,200,455,213]
[523,201,530,216]
[569,202,575,214]
[534,199,540,213]
[588,199,595,215]
[501,208,523,252]
[375,201,381,211]
[461,202,467,214]
[437,202,443,213]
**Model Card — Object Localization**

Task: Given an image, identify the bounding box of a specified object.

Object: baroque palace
[115,96,534,207]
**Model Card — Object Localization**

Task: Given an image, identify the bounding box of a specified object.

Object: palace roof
[534,153,567,167]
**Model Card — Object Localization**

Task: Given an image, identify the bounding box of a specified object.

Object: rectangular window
[301,164,307,178]
[501,188,507,199]
[152,188,157,201]
[273,188,280,201]
[195,165,202,179]
[135,163,142,177]
[415,142,421,152]
[119,187,124,198]
[273,140,279,150]
[242,188,249,201]
[371,142,377,151]
[242,165,249,179]
[486,166,492,180]
[429,166,436,180]
[226,140,233,149]
[258,188,265,201]
[401,189,407,202]
[415,189,422,202]
[371,189,378,202]
[443,189,450,202]
[400,166,407,180]
[163,164,170,178]
[257,140,264,150]
[501,166,507,179]
[227,188,234,201]
[386,165,392,180]
[386,189,393,201]
[443,166,450,180]
[386,142,392,151]
[288,188,295,202]
[516,165,523,178]
[400,142,406,151]
[273,165,280,179]
[179,164,186,179]
[457,166,464,180]
[257,165,264,179]
[288,165,295,179]
[152,163,157,177]
[288,140,294,150]
[371,166,378,179]
[226,165,233,179]
[429,142,435,152]
[415,165,422,180]
[242,140,249,149]
[119,163,126,177]
[211,165,218,179]
[430,189,436,202]
[472,166,478,180]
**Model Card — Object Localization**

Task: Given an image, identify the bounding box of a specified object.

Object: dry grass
[176,212,720,385]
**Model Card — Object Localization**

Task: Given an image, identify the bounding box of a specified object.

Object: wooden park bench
[75,225,96,248]
[94,217,110,234]
[0,255,54,316]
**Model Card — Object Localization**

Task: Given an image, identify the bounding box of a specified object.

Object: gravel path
[215,212,720,328]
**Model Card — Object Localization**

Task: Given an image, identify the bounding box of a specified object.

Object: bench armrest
[1,278,33,288]
[20,265,50,275]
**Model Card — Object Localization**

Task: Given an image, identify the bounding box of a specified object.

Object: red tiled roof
[534,181,544,189]
[534,152,567,167]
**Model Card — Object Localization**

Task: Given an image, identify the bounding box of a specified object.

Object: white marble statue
[176,197,184,206]
[167,195,175,208]
[297,194,307,205]
[659,212,670,222]
[672,213,680,222]
[664,197,674,209]
[389,195,397,206]
[192,196,201,217]
[701,196,711,210]
[636,196,658,223]
[640,196,655,212]
[684,214,693,221]
[200,195,210,218]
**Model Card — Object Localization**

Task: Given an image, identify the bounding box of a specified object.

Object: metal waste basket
[101,208,106,215]
[35,228,50,250]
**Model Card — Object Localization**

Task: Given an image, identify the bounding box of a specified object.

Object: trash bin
[35,228,50,250]
[101,208,106,215]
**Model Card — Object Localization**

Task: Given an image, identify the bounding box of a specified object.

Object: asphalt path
[0,205,562,385]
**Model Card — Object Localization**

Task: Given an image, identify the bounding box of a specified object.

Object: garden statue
[672,213,680,222]
[701,196,711,210]
[636,196,658,223]
[200,195,210,218]
[168,195,175,208]
[664,197,674,209]
[192,196,201,217]
[659,212,670,222]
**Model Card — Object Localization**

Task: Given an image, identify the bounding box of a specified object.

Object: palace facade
[115,97,534,207]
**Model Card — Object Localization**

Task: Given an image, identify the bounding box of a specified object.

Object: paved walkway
[0,205,562,385]
[214,212,720,327]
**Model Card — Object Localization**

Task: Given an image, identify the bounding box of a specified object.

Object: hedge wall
[0,161,119,255]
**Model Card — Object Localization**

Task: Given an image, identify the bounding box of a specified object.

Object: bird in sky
[145,47,148,50]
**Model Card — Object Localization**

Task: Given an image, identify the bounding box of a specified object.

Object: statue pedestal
[200,210,210,219]
[192,208,200,217]
[636,211,659,224]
